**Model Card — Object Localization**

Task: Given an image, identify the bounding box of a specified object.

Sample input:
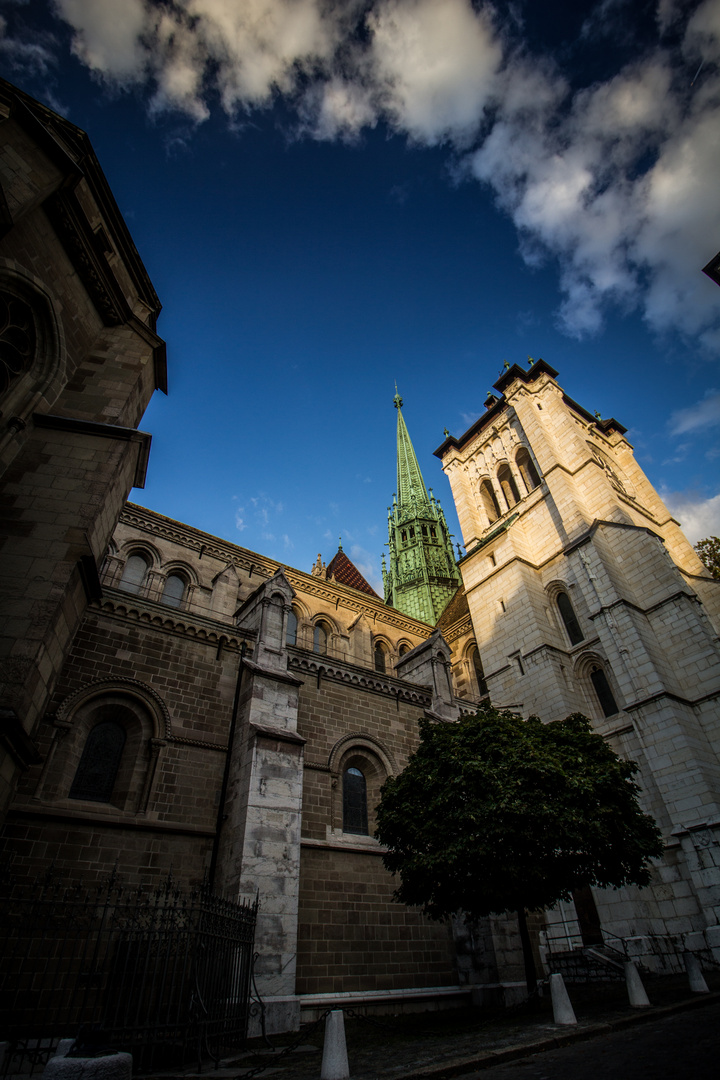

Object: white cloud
[669,390,720,435]
[661,489,720,543]
[42,0,720,350]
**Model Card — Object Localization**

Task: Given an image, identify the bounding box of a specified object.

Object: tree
[375,706,663,991]
[695,536,720,579]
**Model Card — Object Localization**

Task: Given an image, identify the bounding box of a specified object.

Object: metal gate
[0,870,258,1073]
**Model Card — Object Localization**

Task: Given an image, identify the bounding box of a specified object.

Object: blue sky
[2,0,719,591]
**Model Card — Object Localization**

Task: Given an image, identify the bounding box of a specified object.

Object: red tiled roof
[325,550,379,597]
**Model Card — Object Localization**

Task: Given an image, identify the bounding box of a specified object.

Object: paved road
[468,1000,720,1080]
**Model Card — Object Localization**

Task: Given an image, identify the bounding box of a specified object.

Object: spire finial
[338,535,343,551]
[393,381,403,410]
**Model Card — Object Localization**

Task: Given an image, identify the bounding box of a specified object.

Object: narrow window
[497,464,521,509]
[119,553,148,594]
[556,591,583,646]
[0,291,36,395]
[480,480,501,524]
[401,530,407,543]
[69,721,126,803]
[470,647,489,698]
[430,525,436,538]
[286,608,298,646]
[161,573,185,608]
[343,767,368,835]
[398,643,410,657]
[313,621,328,655]
[590,665,619,717]
[421,525,428,536]
[516,447,541,492]
[409,527,415,539]
[374,643,387,673]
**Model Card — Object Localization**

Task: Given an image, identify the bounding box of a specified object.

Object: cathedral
[1,79,719,1036]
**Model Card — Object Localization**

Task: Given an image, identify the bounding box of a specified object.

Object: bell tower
[382,390,461,624]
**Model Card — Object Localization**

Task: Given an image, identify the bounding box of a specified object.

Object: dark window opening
[421,525,428,536]
[480,480,501,524]
[430,525,436,538]
[343,767,368,835]
[0,290,36,396]
[69,721,126,803]
[590,665,619,717]
[556,591,583,646]
[497,464,521,509]
[286,608,298,646]
[401,530,407,543]
[409,527,415,539]
[471,648,489,698]
[374,644,387,673]
[516,447,541,492]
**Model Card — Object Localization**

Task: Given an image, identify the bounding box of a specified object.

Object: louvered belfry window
[69,721,126,802]
[343,767,368,835]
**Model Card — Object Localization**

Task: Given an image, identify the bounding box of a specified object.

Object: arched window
[398,643,410,657]
[69,721,126,803]
[516,447,541,493]
[374,642,387,673]
[343,767,368,835]
[119,553,149,595]
[161,573,185,608]
[480,479,501,524]
[590,665,619,717]
[286,607,298,646]
[497,464,521,509]
[313,621,329,655]
[556,591,583,646]
[0,290,36,396]
[470,646,489,698]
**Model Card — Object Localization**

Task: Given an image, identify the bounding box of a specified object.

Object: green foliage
[375,705,663,922]
[695,536,720,580]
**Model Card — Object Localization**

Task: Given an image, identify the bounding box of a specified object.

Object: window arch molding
[573,653,622,719]
[496,461,522,510]
[0,264,66,431]
[515,445,542,493]
[37,678,171,812]
[478,476,502,526]
[329,733,397,839]
[372,635,392,674]
[545,580,585,647]
[311,614,338,655]
[464,642,489,699]
[159,562,197,608]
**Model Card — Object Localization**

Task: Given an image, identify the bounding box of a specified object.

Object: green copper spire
[395,390,431,507]
[383,391,461,625]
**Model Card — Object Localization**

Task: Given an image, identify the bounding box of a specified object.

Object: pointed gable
[325,550,379,597]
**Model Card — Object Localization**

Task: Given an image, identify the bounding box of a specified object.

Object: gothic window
[497,464,521,509]
[119,553,149,594]
[0,290,36,396]
[590,665,619,717]
[470,646,489,698]
[313,621,329,655]
[161,573,185,608]
[480,479,501,524]
[286,607,298,646]
[556,591,584,646]
[409,527,415,539]
[343,767,368,835]
[374,642,388,673]
[516,447,541,493]
[398,643,410,657]
[430,525,436,538]
[401,530,407,543]
[69,721,126,803]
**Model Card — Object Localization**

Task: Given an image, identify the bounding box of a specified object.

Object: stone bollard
[684,951,710,994]
[624,960,651,1007]
[549,973,577,1026]
[320,1009,350,1080]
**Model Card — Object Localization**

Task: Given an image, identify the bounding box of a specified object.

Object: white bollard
[624,960,651,1007]
[320,1010,349,1080]
[549,973,577,1026]
[684,951,710,994]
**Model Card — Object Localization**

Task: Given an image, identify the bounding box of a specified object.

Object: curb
[397,990,720,1080]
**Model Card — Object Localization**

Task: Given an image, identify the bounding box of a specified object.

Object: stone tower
[436,359,720,938]
[383,390,461,623]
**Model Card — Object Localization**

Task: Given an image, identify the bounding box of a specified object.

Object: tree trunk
[516,907,537,994]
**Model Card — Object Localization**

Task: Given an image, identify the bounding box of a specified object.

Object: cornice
[96,587,252,650]
[442,615,473,644]
[288,653,432,707]
[120,504,435,638]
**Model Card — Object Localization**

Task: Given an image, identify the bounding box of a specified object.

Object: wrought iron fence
[0,869,257,1074]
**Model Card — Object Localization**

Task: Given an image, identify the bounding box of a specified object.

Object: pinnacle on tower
[383,390,461,625]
